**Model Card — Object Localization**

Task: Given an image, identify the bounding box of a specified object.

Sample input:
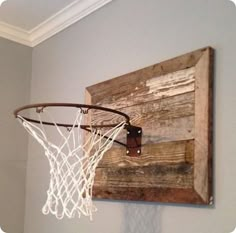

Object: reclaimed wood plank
[93,187,205,204]
[95,163,193,189]
[90,92,195,125]
[194,47,213,204]
[88,67,195,109]
[88,92,195,143]
[99,140,194,168]
[87,47,205,107]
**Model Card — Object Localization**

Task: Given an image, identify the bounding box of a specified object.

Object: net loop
[17,109,125,220]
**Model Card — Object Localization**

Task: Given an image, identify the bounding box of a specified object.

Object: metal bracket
[126,125,142,157]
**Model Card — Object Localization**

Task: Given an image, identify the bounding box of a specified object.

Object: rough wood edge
[194,47,214,204]
[86,47,211,96]
[93,187,205,205]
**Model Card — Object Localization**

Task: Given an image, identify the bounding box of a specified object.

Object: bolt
[127,131,130,135]
[138,130,142,134]
[126,150,130,154]
[209,196,214,205]
[137,150,141,154]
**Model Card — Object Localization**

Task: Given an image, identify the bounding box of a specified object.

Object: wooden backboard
[85,47,213,205]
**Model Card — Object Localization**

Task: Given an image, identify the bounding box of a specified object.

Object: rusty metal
[126,125,142,157]
[14,103,143,156]
[14,103,130,127]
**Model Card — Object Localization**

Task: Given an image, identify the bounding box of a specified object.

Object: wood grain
[87,48,204,106]
[93,187,205,205]
[88,67,195,109]
[99,140,194,168]
[194,47,213,204]
[89,92,195,144]
[95,163,193,188]
[85,47,213,205]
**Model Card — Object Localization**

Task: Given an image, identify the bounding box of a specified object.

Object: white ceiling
[0,0,113,47]
[0,0,76,30]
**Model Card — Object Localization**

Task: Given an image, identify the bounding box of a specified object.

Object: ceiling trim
[0,0,113,47]
[29,0,113,47]
[0,21,31,46]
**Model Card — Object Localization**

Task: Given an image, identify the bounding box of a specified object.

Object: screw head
[127,131,130,135]
[137,150,141,154]
[138,130,142,134]
[126,150,130,154]
[209,196,214,205]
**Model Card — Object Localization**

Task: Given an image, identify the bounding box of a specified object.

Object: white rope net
[17,109,125,220]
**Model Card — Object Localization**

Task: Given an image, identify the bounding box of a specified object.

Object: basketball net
[17,109,125,220]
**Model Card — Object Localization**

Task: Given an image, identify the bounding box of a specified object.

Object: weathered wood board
[85,47,213,205]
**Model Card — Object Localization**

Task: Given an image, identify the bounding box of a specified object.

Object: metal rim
[14,103,130,128]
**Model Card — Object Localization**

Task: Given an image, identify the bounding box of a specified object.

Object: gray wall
[26,0,236,232]
[0,38,31,233]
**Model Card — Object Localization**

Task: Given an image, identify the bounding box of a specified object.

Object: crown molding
[0,21,31,46]
[29,0,113,47]
[0,0,113,47]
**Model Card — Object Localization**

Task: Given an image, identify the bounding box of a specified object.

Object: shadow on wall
[122,202,161,233]
[0,226,6,233]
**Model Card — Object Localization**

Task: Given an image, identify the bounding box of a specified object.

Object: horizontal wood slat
[99,140,194,168]
[93,187,204,204]
[86,47,213,205]
[95,163,193,189]
[89,92,195,144]
[91,67,195,109]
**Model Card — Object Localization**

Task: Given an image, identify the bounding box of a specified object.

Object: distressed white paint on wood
[89,92,195,144]
[107,115,194,148]
[146,67,196,99]
[91,67,196,109]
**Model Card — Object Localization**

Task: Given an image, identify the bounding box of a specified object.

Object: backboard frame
[86,47,214,205]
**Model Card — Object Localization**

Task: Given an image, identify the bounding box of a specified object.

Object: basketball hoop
[14,103,142,220]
